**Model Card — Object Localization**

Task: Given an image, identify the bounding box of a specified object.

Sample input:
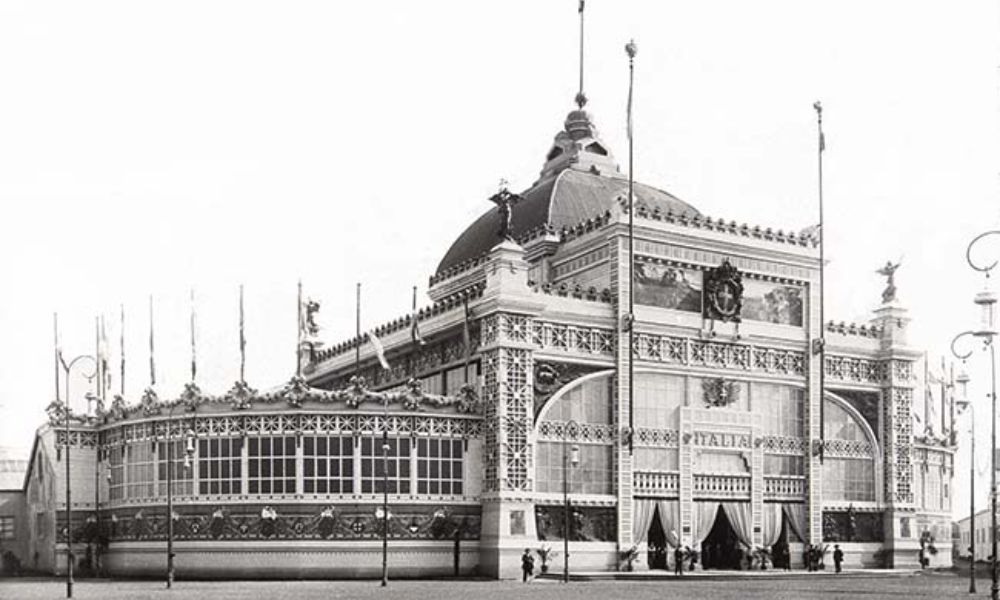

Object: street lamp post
[165,405,195,589]
[952,361,974,594]
[381,396,390,587]
[58,353,96,600]
[961,229,1000,600]
[562,420,580,584]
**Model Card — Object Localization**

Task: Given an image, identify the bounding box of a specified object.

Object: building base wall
[94,541,479,579]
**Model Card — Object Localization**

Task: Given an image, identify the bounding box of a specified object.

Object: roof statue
[303,298,321,339]
[488,180,521,242]
[876,259,901,304]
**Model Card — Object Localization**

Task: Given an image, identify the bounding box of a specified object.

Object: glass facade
[198,437,243,495]
[416,438,463,495]
[248,436,297,495]
[125,441,155,499]
[360,436,411,494]
[303,435,354,494]
[157,440,194,496]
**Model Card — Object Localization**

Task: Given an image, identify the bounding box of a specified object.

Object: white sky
[1,1,999,520]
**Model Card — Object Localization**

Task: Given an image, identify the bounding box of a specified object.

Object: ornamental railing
[633,471,680,496]
[692,474,751,500]
[763,476,806,500]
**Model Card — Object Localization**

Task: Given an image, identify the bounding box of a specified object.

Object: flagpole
[576,0,586,108]
[625,39,637,455]
[463,294,472,385]
[93,316,100,415]
[190,288,197,383]
[148,295,156,387]
[355,283,361,378]
[297,280,303,377]
[239,285,246,383]
[120,304,125,397]
[54,312,61,404]
[814,101,826,461]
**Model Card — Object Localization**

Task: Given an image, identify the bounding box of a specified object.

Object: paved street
[0,572,977,600]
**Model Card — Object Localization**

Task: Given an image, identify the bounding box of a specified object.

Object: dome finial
[576,0,587,108]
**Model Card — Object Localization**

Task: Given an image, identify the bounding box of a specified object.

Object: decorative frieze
[54,430,98,449]
[633,334,806,377]
[65,504,481,544]
[823,438,876,460]
[633,428,679,448]
[97,414,482,447]
[824,356,885,384]
[532,322,614,356]
[536,420,617,444]
[534,505,617,542]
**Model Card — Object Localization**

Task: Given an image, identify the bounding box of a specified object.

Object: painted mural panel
[634,261,702,313]
[741,280,804,326]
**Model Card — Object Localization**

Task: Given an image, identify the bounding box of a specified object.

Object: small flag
[578,0,584,13]
[410,285,425,346]
[368,331,391,370]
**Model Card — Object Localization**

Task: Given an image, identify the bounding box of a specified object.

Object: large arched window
[822,397,878,502]
[535,374,614,495]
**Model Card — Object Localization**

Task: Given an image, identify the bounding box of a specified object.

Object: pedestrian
[833,544,844,574]
[674,546,685,576]
[521,548,534,582]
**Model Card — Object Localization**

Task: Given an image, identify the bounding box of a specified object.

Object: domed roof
[436,168,700,275]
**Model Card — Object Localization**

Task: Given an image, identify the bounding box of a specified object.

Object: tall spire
[576,0,587,108]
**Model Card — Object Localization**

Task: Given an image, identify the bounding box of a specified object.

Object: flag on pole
[578,0,584,13]
[410,285,425,346]
[368,331,390,370]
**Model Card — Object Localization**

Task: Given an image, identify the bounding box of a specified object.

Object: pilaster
[611,233,634,556]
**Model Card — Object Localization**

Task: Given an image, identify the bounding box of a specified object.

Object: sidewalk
[536,568,922,582]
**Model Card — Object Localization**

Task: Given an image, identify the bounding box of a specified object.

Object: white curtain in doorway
[632,498,657,544]
[722,502,753,548]
[762,503,783,548]
[690,501,720,547]
[782,503,807,543]
[655,500,681,548]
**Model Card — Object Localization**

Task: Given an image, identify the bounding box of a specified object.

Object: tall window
[822,458,875,501]
[157,440,194,496]
[0,516,13,540]
[634,374,684,429]
[125,442,155,499]
[303,436,354,494]
[757,384,804,438]
[416,438,463,495]
[198,438,243,495]
[536,375,615,494]
[248,436,296,495]
[360,436,410,494]
[108,445,125,501]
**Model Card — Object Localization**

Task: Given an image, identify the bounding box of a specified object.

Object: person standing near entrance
[833,545,844,573]
[674,546,685,576]
[521,548,534,582]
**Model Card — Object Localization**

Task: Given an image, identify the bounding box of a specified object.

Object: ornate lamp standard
[165,402,195,589]
[56,352,96,599]
[951,361,974,594]
[957,229,999,600]
[562,420,580,583]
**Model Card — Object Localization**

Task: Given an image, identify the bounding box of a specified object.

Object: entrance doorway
[646,508,668,570]
[701,506,744,570]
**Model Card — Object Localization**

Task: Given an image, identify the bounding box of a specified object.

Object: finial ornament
[813,100,822,115]
[876,259,901,304]
[625,39,637,60]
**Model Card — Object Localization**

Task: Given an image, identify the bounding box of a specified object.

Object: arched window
[822,397,878,502]
[535,374,614,495]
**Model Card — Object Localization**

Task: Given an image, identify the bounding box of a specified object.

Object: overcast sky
[1,1,999,520]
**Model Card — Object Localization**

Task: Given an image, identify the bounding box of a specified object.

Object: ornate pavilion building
[9,67,956,580]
